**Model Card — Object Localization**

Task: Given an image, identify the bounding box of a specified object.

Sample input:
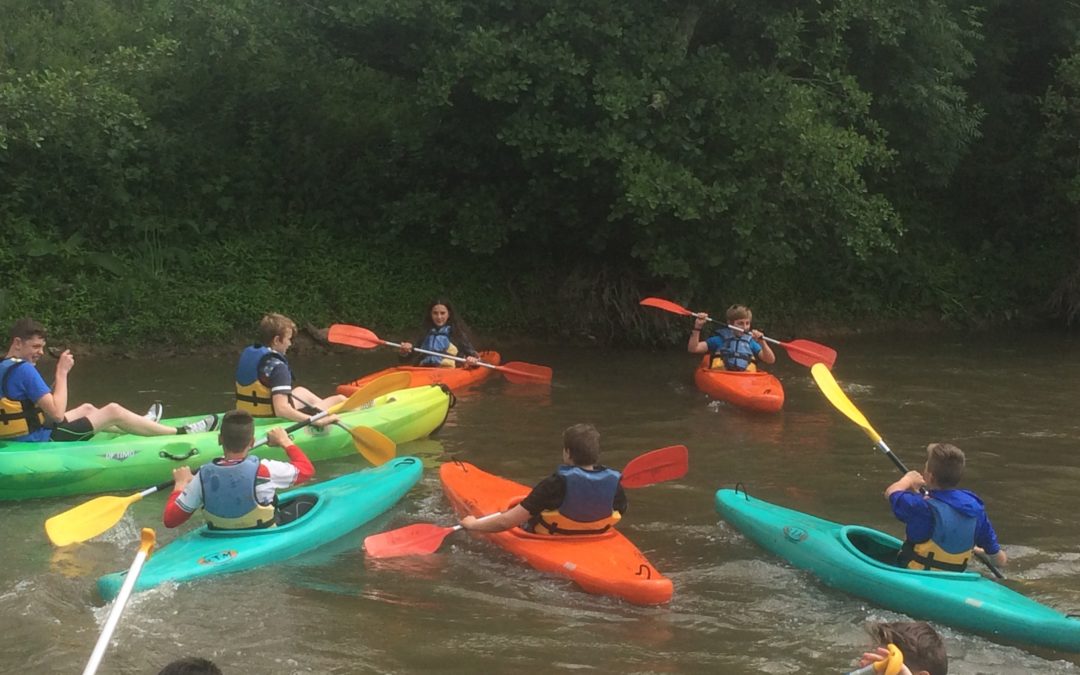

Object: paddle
[639,297,837,369]
[363,444,689,559]
[846,643,904,675]
[43,373,406,547]
[811,363,1006,580]
[327,323,553,384]
[82,528,155,675]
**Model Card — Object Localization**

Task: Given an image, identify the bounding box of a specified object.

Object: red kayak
[693,356,784,413]
[439,461,673,605]
[337,351,501,396]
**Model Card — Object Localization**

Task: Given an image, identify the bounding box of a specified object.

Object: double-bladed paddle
[82,528,156,675]
[43,372,408,547]
[363,444,689,559]
[327,323,553,384]
[639,297,837,369]
[811,363,1006,580]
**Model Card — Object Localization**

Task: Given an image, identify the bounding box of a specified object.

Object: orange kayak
[439,461,673,605]
[337,351,501,395]
[693,356,784,413]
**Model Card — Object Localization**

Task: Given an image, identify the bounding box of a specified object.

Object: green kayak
[715,488,1080,653]
[98,456,423,600]
[0,385,449,501]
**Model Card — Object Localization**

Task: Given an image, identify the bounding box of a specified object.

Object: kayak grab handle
[733,482,749,499]
[159,447,199,461]
[635,564,652,579]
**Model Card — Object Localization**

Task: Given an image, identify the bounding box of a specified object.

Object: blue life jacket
[898,496,976,572]
[712,328,757,372]
[234,345,288,417]
[533,465,622,535]
[198,455,276,530]
[0,358,47,439]
[418,326,458,367]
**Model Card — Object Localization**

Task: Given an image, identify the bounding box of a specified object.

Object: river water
[1,334,1078,673]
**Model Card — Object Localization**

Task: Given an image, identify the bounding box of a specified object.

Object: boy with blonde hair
[687,304,776,371]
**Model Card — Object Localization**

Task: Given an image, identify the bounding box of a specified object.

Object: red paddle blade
[639,297,693,316]
[780,339,837,369]
[621,445,689,488]
[328,324,384,350]
[364,523,457,559]
[499,361,553,384]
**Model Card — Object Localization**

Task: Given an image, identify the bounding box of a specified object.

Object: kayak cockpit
[201,493,322,538]
[840,525,983,580]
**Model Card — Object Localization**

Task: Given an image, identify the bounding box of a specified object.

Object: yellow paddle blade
[332,371,412,413]
[810,363,883,445]
[139,527,157,557]
[45,492,143,547]
[349,425,396,466]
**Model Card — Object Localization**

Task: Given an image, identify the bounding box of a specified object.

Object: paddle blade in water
[45,494,138,547]
[350,426,396,466]
[364,523,457,558]
[639,297,693,316]
[621,445,689,488]
[499,361,553,384]
[327,324,383,349]
[781,339,837,369]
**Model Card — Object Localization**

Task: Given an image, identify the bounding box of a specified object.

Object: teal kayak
[98,456,423,600]
[0,385,449,501]
[715,488,1080,653]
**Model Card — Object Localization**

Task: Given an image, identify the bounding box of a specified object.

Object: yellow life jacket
[898,497,975,572]
[532,509,621,535]
[0,359,47,439]
[530,465,624,535]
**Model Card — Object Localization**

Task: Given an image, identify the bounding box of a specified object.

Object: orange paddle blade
[779,338,837,369]
[498,361,553,384]
[328,324,385,349]
[621,445,689,488]
[639,297,694,316]
[364,523,460,559]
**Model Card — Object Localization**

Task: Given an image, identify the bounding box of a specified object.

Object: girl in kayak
[886,442,1007,572]
[1,317,217,441]
[163,410,315,529]
[687,304,776,371]
[398,299,480,369]
[235,313,342,426]
[849,621,947,675]
[459,423,627,534]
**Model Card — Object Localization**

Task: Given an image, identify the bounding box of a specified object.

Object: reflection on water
[2,337,1080,672]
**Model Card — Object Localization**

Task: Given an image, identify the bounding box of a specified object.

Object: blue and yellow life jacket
[199,455,277,530]
[0,358,47,440]
[234,345,288,417]
[532,465,623,535]
[710,329,757,372]
[897,497,976,572]
[418,326,458,368]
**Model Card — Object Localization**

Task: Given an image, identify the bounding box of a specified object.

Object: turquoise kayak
[98,456,423,600]
[0,384,449,501]
[715,488,1080,653]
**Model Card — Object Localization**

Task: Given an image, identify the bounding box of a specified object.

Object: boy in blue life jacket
[234,313,343,426]
[460,423,627,535]
[886,442,1007,572]
[687,304,775,371]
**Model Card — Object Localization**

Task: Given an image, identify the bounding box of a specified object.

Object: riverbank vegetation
[2,1,1079,346]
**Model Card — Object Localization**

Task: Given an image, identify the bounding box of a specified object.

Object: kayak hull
[98,456,423,600]
[715,488,1080,653]
[439,462,672,605]
[0,385,449,501]
[337,351,501,395]
[694,356,783,413]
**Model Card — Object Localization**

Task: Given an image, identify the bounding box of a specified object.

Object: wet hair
[257,313,296,346]
[867,621,948,675]
[158,657,223,675]
[563,423,601,465]
[726,305,752,322]
[219,410,256,453]
[9,317,46,342]
[925,442,965,488]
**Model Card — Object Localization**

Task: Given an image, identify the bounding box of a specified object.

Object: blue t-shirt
[890,488,1001,555]
[2,361,53,442]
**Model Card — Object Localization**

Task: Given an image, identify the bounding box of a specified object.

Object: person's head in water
[158,657,223,675]
[219,410,256,455]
